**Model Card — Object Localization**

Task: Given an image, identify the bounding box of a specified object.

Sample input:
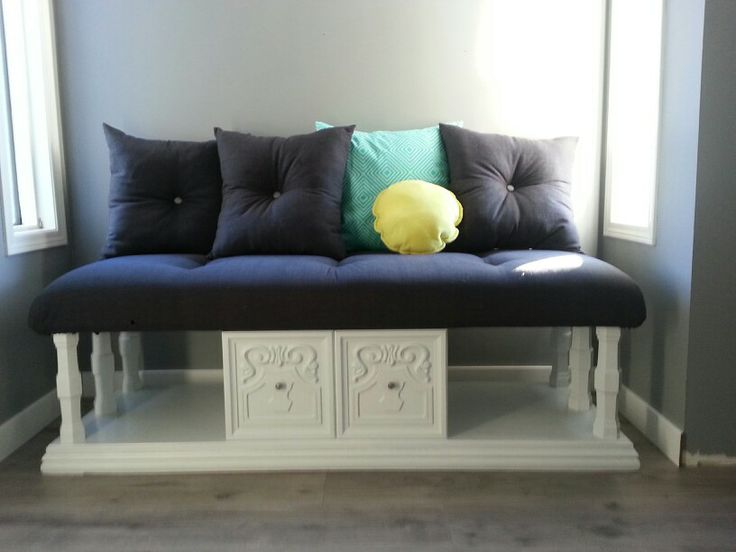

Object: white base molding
[683,452,736,467]
[618,384,683,466]
[81,368,221,397]
[42,375,639,474]
[42,438,639,474]
[0,390,59,463]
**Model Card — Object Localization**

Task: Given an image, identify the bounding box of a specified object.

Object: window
[603,0,663,245]
[0,0,66,255]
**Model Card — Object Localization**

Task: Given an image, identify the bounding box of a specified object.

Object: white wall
[55,0,605,367]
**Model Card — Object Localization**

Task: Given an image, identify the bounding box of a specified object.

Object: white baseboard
[618,385,683,466]
[683,451,736,467]
[449,364,551,383]
[81,368,221,396]
[80,365,552,396]
[0,390,59,463]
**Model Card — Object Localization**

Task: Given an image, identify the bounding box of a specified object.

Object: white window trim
[0,0,67,256]
[602,151,660,246]
[602,0,664,247]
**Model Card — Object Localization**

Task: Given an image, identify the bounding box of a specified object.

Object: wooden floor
[1,415,735,551]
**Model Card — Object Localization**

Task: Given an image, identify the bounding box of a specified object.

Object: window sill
[5,227,67,256]
[603,224,655,246]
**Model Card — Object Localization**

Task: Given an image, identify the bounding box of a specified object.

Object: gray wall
[684,0,736,456]
[598,0,705,428]
[54,0,606,369]
[0,235,71,424]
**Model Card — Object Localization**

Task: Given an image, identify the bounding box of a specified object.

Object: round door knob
[274,382,287,390]
[387,381,399,390]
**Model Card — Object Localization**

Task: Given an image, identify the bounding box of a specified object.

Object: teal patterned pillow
[316,122,457,252]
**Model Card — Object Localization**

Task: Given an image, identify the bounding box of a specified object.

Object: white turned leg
[568,326,593,411]
[91,332,117,417]
[119,331,143,393]
[593,327,622,439]
[549,327,572,387]
[53,334,85,444]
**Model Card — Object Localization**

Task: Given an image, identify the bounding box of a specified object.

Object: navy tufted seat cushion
[29,251,646,334]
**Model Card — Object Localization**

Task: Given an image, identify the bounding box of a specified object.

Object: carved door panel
[336,331,447,438]
[237,344,320,422]
[223,332,335,439]
[351,344,433,421]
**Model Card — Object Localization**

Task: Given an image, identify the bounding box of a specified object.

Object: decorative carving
[352,343,432,384]
[237,344,320,387]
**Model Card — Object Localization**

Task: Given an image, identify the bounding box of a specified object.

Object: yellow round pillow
[372,180,463,255]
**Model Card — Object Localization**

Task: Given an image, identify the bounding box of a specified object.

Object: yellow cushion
[372,180,463,255]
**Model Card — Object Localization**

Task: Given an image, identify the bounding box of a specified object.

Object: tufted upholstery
[210,126,355,259]
[439,124,581,253]
[102,124,222,258]
[29,251,646,334]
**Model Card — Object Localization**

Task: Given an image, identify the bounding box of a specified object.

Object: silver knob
[387,381,399,390]
[275,382,286,390]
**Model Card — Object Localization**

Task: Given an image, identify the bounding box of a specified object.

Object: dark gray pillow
[439,124,581,252]
[211,126,355,259]
[102,124,222,258]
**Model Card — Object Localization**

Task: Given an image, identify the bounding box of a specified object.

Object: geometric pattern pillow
[439,124,581,252]
[102,124,222,258]
[316,122,455,252]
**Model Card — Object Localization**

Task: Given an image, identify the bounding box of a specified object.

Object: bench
[28,123,647,473]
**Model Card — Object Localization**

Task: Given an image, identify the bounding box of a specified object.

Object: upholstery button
[506,184,515,192]
[272,191,281,199]
[173,196,183,205]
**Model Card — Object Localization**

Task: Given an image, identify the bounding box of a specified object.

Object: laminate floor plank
[1,419,735,551]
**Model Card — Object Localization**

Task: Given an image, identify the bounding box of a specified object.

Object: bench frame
[43,326,636,474]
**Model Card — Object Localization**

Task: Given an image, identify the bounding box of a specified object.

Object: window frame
[0,0,67,256]
[602,0,665,246]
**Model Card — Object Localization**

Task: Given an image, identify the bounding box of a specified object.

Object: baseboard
[81,365,551,396]
[81,368,221,396]
[449,364,551,382]
[0,390,59,463]
[683,451,736,467]
[618,385,682,466]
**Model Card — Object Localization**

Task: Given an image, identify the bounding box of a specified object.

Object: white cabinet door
[222,331,334,439]
[335,330,447,438]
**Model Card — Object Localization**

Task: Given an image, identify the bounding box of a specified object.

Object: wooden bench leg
[119,331,143,393]
[568,326,592,411]
[91,332,117,417]
[593,327,622,439]
[53,333,85,444]
[549,327,572,387]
